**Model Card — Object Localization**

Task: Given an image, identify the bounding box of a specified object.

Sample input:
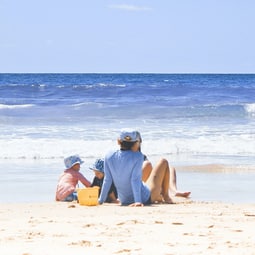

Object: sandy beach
[1,197,255,255]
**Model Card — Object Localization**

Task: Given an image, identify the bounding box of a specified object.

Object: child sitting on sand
[90,158,119,203]
[55,155,91,202]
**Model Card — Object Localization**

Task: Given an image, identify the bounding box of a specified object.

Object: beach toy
[77,187,99,206]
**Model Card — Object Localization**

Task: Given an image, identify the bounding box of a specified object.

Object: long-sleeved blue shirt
[98,149,151,205]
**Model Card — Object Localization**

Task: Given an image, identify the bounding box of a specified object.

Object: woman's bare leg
[145,158,173,204]
[169,166,191,198]
[160,160,173,203]
[142,160,152,182]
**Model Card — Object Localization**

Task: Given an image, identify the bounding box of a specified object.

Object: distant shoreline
[177,163,255,173]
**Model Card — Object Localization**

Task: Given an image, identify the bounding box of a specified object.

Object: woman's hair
[136,131,142,143]
[136,131,142,151]
[120,140,137,150]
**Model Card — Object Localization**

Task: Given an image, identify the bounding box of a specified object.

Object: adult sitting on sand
[99,129,176,206]
[55,155,91,202]
[135,131,191,198]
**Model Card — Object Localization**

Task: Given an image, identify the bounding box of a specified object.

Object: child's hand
[111,199,120,204]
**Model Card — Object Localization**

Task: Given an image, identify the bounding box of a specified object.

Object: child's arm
[78,172,91,187]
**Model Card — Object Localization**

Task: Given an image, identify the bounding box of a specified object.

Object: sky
[0,0,255,73]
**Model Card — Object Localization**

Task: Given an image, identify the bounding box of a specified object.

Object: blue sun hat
[64,155,84,169]
[89,158,104,173]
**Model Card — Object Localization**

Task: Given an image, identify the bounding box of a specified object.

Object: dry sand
[1,198,255,255]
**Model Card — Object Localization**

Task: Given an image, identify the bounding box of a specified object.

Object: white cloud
[109,4,152,12]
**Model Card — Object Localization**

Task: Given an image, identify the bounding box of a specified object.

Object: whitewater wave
[1,135,255,165]
[0,104,35,109]
[244,103,255,117]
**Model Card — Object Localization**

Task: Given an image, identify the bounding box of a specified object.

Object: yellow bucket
[77,187,99,206]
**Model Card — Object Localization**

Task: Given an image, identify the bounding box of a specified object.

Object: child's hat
[64,155,84,169]
[89,158,104,173]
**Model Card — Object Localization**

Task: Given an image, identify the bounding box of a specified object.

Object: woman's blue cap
[119,129,139,142]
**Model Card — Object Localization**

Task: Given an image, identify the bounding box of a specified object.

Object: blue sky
[1,0,255,73]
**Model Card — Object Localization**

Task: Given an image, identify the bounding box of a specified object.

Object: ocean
[1,73,255,203]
